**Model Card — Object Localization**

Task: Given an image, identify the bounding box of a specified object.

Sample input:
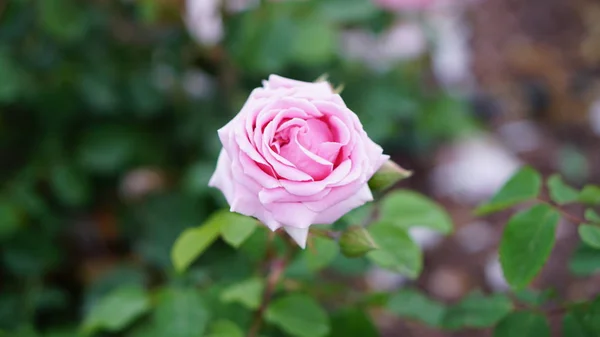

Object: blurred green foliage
[0,0,478,335]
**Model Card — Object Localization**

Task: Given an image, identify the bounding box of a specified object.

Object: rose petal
[256,97,323,118]
[209,150,281,231]
[328,115,351,145]
[269,202,317,228]
[237,152,280,189]
[279,128,333,180]
[208,150,235,202]
[279,159,352,196]
[312,184,374,224]
[297,119,334,150]
[316,142,343,164]
[234,129,272,171]
[261,117,313,181]
[303,180,371,212]
[259,186,332,204]
[284,226,309,249]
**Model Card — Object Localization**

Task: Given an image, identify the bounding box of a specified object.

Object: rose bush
[209,75,389,247]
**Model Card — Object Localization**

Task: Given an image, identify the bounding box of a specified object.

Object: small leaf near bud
[339,226,378,258]
[334,84,345,94]
[368,160,412,193]
[314,73,329,83]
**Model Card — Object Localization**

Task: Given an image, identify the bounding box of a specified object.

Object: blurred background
[1,0,600,336]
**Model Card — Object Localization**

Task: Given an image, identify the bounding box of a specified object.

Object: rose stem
[247,230,294,337]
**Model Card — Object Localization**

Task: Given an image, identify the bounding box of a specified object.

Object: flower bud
[339,226,379,258]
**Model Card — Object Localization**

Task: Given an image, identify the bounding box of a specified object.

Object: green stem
[247,231,294,337]
[536,198,587,225]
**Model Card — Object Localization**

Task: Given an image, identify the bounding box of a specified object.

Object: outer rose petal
[284,226,309,249]
[268,202,317,229]
[313,184,374,224]
[208,150,235,203]
[210,150,282,231]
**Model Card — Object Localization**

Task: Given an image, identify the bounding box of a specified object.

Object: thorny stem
[247,231,294,337]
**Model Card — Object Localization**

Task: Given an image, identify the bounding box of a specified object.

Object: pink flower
[209,75,388,248]
[373,0,434,11]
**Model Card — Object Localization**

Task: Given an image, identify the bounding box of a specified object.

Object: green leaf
[220,277,265,310]
[0,51,24,103]
[547,174,579,205]
[77,126,142,174]
[368,160,412,192]
[476,166,542,215]
[137,0,160,24]
[562,313,590,337]
[205,320,244,337]
[35,287,68,311]
[81,285,150,335]
[11,327,40,337]
[0,201,21,241]
[441,292,513,330]
[128,324,160,337]
[558,145,589,182]
[79,73,119,113]
[569,243,600,276]
[387,289,446,327]
[585,209,600,224]
[153,287,210,337]
[359,292,391,308]
[290,19,337,66]
[579,225,600,249]
[335,204,374,231]
[198,284,253,326]
[499,204,560,289]
[239,229,270,263]
[3,230,61,277]
[328,308,379,337]
[339,226,378,258]
[220,213,258,248]
[318,0,378,23]
[50,164,90,207]
[568,296,600,335]
[513,289,556,307]
[367,221,422,278]
[38,0,89,42]
[493,312,550,337]
[171,211,224,272]
[265,294,330,337]
[44,327,82,337]
[182,161,215,196]
[304,236,339,271]
[342,204,373,225]
[232,10,294,73]
[329,254,370,276]
[379,190,453,234]
[579,185,600,205]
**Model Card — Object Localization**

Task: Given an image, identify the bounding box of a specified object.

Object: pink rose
[209,75,388,248]
[373,0,434,11]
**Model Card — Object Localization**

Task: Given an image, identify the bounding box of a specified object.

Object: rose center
[268,117,343,180]
[272,128,293,149]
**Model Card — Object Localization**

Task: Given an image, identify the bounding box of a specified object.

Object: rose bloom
[209,75,388,248]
